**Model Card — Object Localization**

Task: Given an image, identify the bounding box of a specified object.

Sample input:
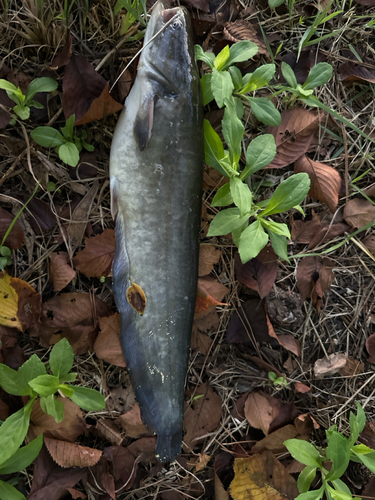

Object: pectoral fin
[134,94,155,151]
[110,178,118,220]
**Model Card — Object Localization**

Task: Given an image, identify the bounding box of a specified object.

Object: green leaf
[13,105,30,120]
[0,400,34,466]
[295,485,325,500]
[229,66,243,89]
[207,208,250,237]
[260,219,290,237]
[194,45,215,69]
[201,74,214,106]
[222,100,244,167]
[239,64,276,93]
[0,434,43,474]
[203,119,227,177]
[0,480,25,500]
[211,68,234,108]
[353,450,375,473]
[40,395,65,423]
[61,114,75,141]
[28,374,60,397]
[245,96,281,126]
[82,141,94,152]
[0,364,27,396]
[230,177,252,216]
[268,232,289,261]
[238,220,268,263]
[222,40,258,70]
[281,62,298,88]
[211,183,233,207]
[60,372,77,383]
[284,439,322,468]
[233,96,244,120]
[269,0,285,7]
[25,77,58,103]
[58,142,80,167]
[50,338,74,379]
[0,79,18,92]
[325,483,354,500]
[68,385,106,411]
[326,430,350,480]
[354,402,366,434]
[29,99,45,109]
[241,134,277,180]
[261,173,310,216]
[59,384,75,397]
[331,479,352,497]
[303,62,333,90]
[31,127,65,147]
[214,45,230,71]
[297,466,317,493]
[18,355,47,391]
[231,219,249,247]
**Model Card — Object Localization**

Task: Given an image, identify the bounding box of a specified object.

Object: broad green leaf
[268,232,289,261]
[211,183,233,207]
[207,208,250,237]
[211,68,234,108]
[232,96,244,120]
[351,444,374,455]
[269,0,285,7]
[245,96,281,126]
[218,155,238,177]
[281,62,298,88]
[261,173,310,216]
[203,119,227,177]
[13,105,30,120]
[297,466,316,493]
[353,450,375,473]
[0,480,25,500]
[82,141,95,152]
[241,134,277,180]
[201,74,214,106]
[0,79,18,92]
[222,100,244,167]
[260,219,290,237]
[303,62,333,90]
[295,485,325,500]
[0,400,33,466]
[354,402,366,434]
[0,364,26,396]
[230,177,252,216]
[50,338,74,378]
[0,434,43,474]
[326,430,350,480]
[325,484,354,500]
[239,64,276,93]
[214,45,230,71]
[9,88,25,106]
[284,439,322,468]
[60,372,77,383]
[349,415,359,447]
[18,355,46,391]
[29,99,45,109]
[28,374,60,397]
[222,40,258,70]
[59,384,75,397]
[194,45,215,69]
[238,220,268,263]
[68,386,106,411]
[58,142,80,167]
[228,66,243,89]
[30,127,65,148]
[331,479,352,497]
[40,395,65,423]
[231,219,249,247]
[61,114,75,141]
[25,77,58,102]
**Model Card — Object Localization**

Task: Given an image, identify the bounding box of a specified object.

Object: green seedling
[268,371,288,388]
[31,114,94,167]
[0,338,106,469]
[115,0,147,36]
[0,77,57,120]
[285,402,375,500]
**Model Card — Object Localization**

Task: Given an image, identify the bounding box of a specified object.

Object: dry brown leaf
[215,472,230,500]
[194,308,219,333]
[184,384,222,450]
[222,20,268,55]
[76,82,123,125]
[45,437,102,468]
[195,453,211,472]
[66,488,87,499]
[226,298,272,345]
[291,212,322,244]
[366,333,375,364]
[0,207,24,249]
[296,256,335,310]
[266,315,301,356]
[195,276,229,314]
[235,246,277,299]
[294,382,311,393]
[266,109,320,169]
[344,198,375,228]
[73,229,115,278]
[229,451,299,500]
[49,252,76,291]
[338,357,364,376]
[362,235,375,256]
[314,353,347,378]
[0,271,23,330]
[244,391,282,435]
[95,314,126,367]
[118,402,149,438]
[95,419,123,446]
[50,30,72,69]
[294,155,341,212]
[199,244,222,276]
[190,324,213,355]
[339,60,375,83]
[251,424,300,454]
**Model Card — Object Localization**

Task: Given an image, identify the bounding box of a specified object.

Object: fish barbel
[110,0,203,462]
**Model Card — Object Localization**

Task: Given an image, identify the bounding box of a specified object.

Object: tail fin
[156,429,182,463]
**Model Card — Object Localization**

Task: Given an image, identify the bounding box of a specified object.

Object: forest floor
[1,0,375,499]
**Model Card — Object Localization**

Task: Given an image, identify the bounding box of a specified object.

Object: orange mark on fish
[126,282,147,315]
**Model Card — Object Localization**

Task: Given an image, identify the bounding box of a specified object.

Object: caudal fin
[156,429,182,463]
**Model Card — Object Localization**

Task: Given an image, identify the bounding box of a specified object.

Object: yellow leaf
[0,271,23,330]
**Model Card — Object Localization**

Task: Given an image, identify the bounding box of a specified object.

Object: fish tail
[156,428,182,463]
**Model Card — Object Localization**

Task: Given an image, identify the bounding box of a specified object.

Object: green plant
[114,0,147,36]
[268,371,288,388]
[0,77,57,120]
[0,434,43,500]
[0,338,106,468]
[285,402,375,499]
[31,114,94,167]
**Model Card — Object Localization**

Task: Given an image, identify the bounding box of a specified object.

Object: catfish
[110,0,203,462]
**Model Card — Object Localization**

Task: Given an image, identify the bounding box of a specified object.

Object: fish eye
[172,19,182,28]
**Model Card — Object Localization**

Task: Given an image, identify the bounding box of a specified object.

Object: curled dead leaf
[45,437,102,468]
[296,256,335,310]
[49,252,76,291]
[314,353,347,378]
[235,247,277,299]
[244,391,282,435]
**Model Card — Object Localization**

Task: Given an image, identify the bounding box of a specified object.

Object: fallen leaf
[115,67,133,103]
[360,421,375,449]
[0,271,23,330]
[184,384,222,450]
[76,82,123,125]
[338,357,364,376]
[215,472,230,500]
[294,382,311,393]
[244,391,282,435]
[45,437,102,468]
[0,207,24,249]
[73,229,115,278]
[235,246,277,299]
[118,402,149,438]
[190,324,213,355]
[282,49,326,84]
[291,212,350,249]
[222,19,268,55]
[296,256,335,310]
[229,451,299,500]
[194,308,219,332]
[314,353,347,378]
[66,488,87,499]
[339,59,375,83]
[27,197,57,233]
[344,198,375,228]
[226,298,273,345]
[215,451,235,491]
[362,235,375,256]
[49,252,76,291]
[196,453,211,471]
[199,244,222,276]
[95,314,126,367]
[127,436,157,462]
[95,419,123,446]
[251,424,300,454]
[266,109,320,169]
[366,333,375,364]
[1,344,25,369]
[50,30,72,69]
[294,155,341,212]
[0,325,19,348]
[195,276,229,313]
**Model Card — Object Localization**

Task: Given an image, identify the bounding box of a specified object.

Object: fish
[109,0,203,462]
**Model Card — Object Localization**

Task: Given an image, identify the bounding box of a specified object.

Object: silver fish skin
[110,0,203,462]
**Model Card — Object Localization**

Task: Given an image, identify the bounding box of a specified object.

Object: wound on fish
[126,282,147,315]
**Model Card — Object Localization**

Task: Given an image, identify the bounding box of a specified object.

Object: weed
[285,403,375,500]
[268,371,288,388]
[114,0,147,36]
